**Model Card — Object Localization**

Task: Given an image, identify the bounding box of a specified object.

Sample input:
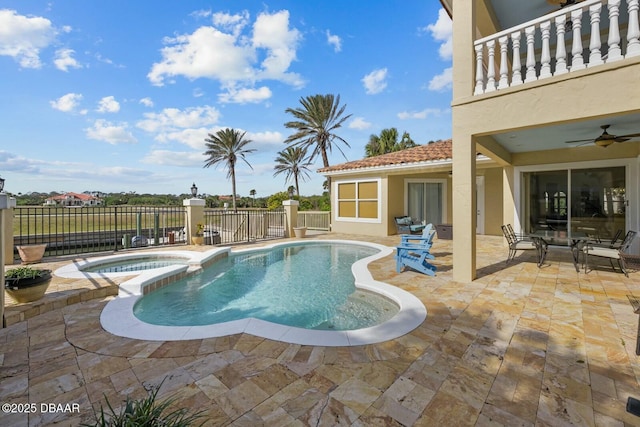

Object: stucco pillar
[183,198,205,243]
[452,132,477,282]
[2,197,14,266]
[502,166,516,234]
[1,194,13,327]
[283,200,299,238]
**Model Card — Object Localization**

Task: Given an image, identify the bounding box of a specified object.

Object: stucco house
[319,139,504,237]
[323,0,640,282]
[44,192,103,207]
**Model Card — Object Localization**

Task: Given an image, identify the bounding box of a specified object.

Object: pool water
[133,243,399,330]
[84,258,188,273]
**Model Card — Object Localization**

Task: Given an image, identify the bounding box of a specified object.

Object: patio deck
[1,233,639,426]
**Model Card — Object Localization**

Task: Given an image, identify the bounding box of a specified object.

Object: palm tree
[273,146,312,198]
[249,189,256,207]
[364,128,417,157]
[284,94,352,192]
[203,128,255,212]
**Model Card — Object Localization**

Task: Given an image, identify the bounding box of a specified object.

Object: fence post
[282,200,299,238]
[1,193,15,327]
[154,213,160,246]
[183,197,205,244]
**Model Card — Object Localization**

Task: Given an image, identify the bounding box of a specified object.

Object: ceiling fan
[565,125,640,147]
[547,0,584,8]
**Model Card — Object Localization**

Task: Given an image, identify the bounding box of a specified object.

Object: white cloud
[252,11,303,86]
[0,9,57,68]
[139,97,154,107]
[428,67,452,91]
[397,108,448,120]
[425,8,452,61]
[156,127,212,150]
[147,10,304,97]
[54,48,81,71]
[212,10,249,37]
[50,93,83,112]
[349,117,372,130]
[218,86,272,104]
[136,106,221,133]
[326,30,341,52]
[85,119,137,144]
[245,130,283,146]
[142,150,204,167]
[96,96,120,113]
[362,68,388,95]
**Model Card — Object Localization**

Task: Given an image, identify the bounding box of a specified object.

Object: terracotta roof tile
[319,139,452,173]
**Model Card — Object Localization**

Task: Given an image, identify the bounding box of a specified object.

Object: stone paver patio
[1,233,640,426]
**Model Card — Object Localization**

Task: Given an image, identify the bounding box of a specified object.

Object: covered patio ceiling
[491,112,640,153]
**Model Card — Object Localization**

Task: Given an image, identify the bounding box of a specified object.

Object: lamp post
[288,187,294,200]
[190,183,198,198]
[0,176,5,193]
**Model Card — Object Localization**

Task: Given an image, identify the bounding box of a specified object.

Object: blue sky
[0,1,452,197]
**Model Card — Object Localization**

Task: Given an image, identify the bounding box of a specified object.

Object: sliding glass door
[407,181,444,225]
[523,166,625,241]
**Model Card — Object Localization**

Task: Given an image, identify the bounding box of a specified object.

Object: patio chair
[583,230,637,276]
[501,224,537,264]
[396,244,436,276]
[394,216,426,235]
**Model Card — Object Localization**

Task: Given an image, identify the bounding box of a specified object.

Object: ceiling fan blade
[617,132,640,138]
[614,138,630,143]
[565,138,595,143]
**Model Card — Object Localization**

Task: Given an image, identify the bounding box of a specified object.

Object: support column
[283,200,299,238]
[1,193,14,328]
[183,198,205,244]
[452,132,476,283]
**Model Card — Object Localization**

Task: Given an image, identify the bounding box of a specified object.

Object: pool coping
[93,240,427,347]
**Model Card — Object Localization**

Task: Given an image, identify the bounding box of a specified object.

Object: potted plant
[191,223,205,245]
[16,243,47,264]
[4,266,52,303]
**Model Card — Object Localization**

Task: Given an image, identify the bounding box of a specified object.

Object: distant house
[44,192,103,207]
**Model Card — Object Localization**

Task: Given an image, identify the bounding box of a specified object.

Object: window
[337,180,380,221]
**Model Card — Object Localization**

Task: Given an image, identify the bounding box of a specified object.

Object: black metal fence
[203,208,286,244]
[11,206,288,261]
[12,206,186,260]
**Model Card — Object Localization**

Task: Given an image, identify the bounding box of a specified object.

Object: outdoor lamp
[288,187,294,200]
[0,176,4,193]
[190,183,198,198]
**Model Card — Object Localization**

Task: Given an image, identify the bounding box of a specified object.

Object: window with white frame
[336,179,380,220]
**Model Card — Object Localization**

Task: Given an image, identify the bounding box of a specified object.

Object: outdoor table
[528,230,590,272]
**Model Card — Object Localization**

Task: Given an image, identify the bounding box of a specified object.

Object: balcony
[473,0,640,96]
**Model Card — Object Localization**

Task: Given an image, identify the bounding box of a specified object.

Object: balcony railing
[473,0,640,95]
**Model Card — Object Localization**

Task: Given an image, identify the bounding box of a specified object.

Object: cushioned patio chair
[394,216,426,235]
[583,230,637,276]
[501,224,537,264]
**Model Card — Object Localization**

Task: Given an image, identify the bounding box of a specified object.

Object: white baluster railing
[472,0,640,95]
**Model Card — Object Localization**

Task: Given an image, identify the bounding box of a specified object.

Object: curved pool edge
[98,240,427,347]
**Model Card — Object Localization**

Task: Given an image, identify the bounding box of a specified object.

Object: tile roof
[319,139,452,173]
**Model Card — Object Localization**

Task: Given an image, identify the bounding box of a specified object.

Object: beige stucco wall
[330,168,506,237]
[480,167,503,235]
[330,175,390,237]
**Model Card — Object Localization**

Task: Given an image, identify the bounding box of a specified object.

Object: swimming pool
[98,240,427,346]
[133,243,398,330]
